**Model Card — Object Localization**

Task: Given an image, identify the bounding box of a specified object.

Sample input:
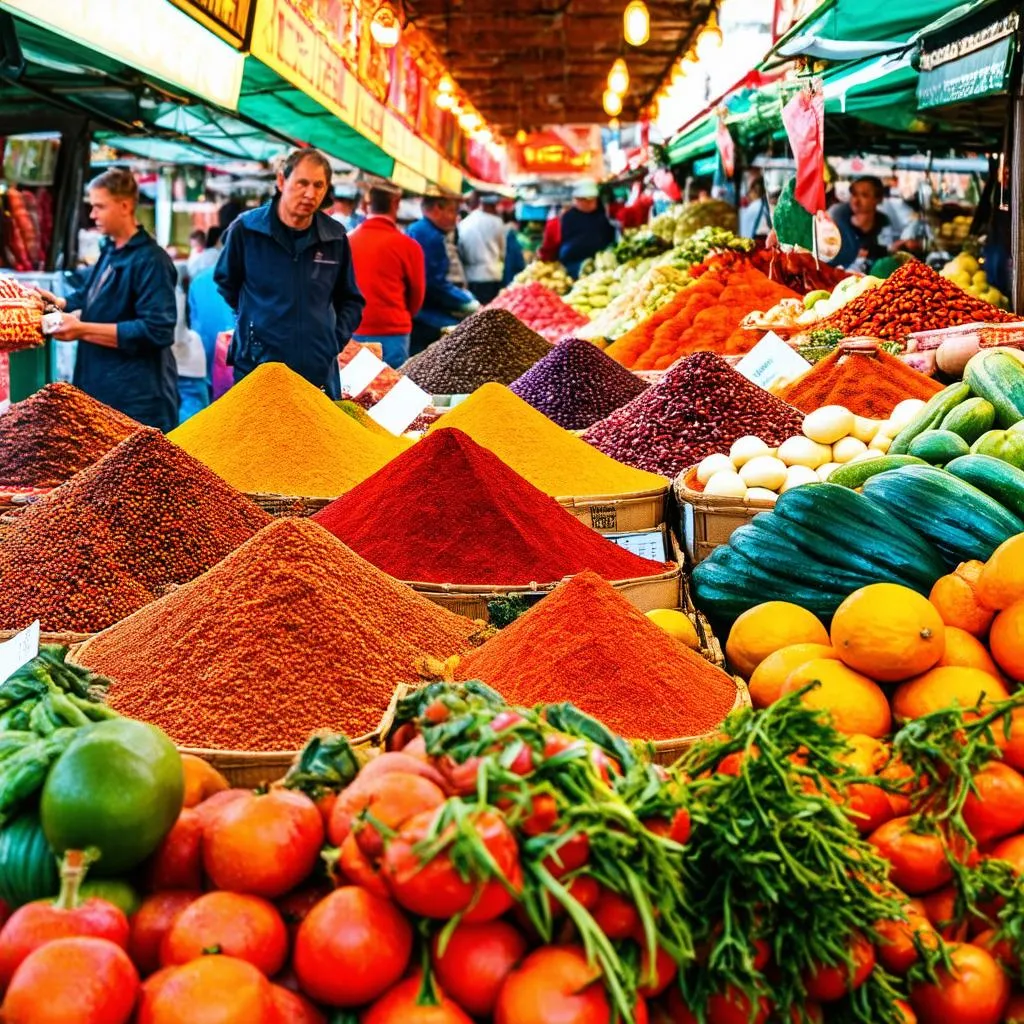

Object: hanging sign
[715,116,736,179]
[781,81,826,215]
[168,0,254,48]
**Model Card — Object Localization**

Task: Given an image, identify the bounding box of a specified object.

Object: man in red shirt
[348,185,426,367]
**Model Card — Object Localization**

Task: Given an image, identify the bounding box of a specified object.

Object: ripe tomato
[521,793,559,836]
[145,807,203,891]
[383,808,522,923]
[637,943,677,999]
[921,887,968,941]
[135,955,277,1023]
[910,943,1010,1024]
[268,985,326,1024]
[971,928,1019,973]
[663,987,698,1022]
[159,891,288,977]
[128,891,202,977]
[874,904,939,974]
[992,708,1024,774]
[327,772,446,853]
[845,782,896,834]
[991,834,1024,874]
[494,946,612,1024]
[868,817,954,894]
[363,976,473,1023]
[593,888,640,940]
[293,887,412,1007]
[802,932,876,1002]
[894,1000,918,1024]
[334,833,390,899]
[276,885,332,945]
[963,762,1024,845]
[203,789,324,898]
[432,920,528,1017]
[705,986,771,1024]
[541,831,590,877]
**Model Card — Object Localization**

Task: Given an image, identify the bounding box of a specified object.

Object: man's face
[88,188,133,236]
[849,182,880,217]
[427,200,458,232]
[574,197,598,213]
[277,157,329,223]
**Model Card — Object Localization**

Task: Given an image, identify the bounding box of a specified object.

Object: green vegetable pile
[674,226,754,268]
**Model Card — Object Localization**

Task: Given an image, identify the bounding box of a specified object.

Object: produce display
[584,352,805,477]
[0,276,47,352]
[401,309,552,395]
[564,268,626,315]
[485,282,587,342]
[0,383,139,489]
[169,362,408,499]
[753,274,883,330]
[942,250,1010,309]
[313,428,670,585]
[576,264,691,341]
[509,259,572,293]
[0,429,271,634]
[650,197,738,243]
[74,518,481,750]
[429,382,667,497]
[509,336,648,430]
[748,247,855,294]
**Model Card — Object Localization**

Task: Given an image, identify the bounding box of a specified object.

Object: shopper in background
[538,205,562,262]
[185,228,216,282]
[188,221,236,389]
[739,177,772,240]
[36,168,179,431]
[828,175,892,270]
[214,147,365,397]
[348,184,426,368]
[457,193,506,305]
[329,184,366,232]
[407,194,479,355]
[558,181,616,278]
[502,209,526,286]
[172,264,209,423]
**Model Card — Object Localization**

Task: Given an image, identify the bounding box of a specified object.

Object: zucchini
[828,455,928,490]
[0,808,59,908]
[939,397,996,444]
[944,454,1024,520]
[863,465,1024,564]
[907,430,971,466]
[964,350,1024,429]
[889,383,972,455]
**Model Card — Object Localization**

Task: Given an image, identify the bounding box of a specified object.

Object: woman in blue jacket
[40,168,179,432]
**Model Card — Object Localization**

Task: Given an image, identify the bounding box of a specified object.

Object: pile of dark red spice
[77,518,479,750]
[458,571,737,740]
[402,308,551,394]
[510,337,648,430]
[313,428,670,585]
[584,351,804,477]
[0,382,139,488]
[0,429,272,633]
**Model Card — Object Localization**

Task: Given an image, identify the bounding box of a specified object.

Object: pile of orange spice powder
[457,571,737,740]
[778,346,945,417]
[75,518,481,751]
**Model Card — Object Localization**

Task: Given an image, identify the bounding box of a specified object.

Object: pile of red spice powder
[0,382,139,487]
[76,518,480,751]
[0,429,272,633]
[457,571,737,740]
[313,428,671,585]
[778,346,944,416]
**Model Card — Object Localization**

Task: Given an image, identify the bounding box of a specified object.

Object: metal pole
[1011,48,1024,313]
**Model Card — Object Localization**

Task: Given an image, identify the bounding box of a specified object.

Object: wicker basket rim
[649,677,751,750]
[554,485,668,505]
[0,628,94,644]
[405,562,681,595]
[675,467,778,512]
[244,491,336,504]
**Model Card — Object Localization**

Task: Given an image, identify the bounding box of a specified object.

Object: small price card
[0,620,39,684]
[735,332,812,391]
[607,530,670,562]
[367,376,432,435]
[339,347,387,398]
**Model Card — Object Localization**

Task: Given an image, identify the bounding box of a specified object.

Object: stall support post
[1012,54,1024,314]
[156,168,173,248]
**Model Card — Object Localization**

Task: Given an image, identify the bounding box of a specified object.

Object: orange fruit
[725,602,830,678]
[935,626,1004,680]
[831,583,945,683]
[892,666,1010,720]
[929,561,995,637]
[181,754,230,809]
[838,734,889,776]
[780,659,892,738]
[977,535,1024,611]
[747,643,838,708]
[990,600,1024,681]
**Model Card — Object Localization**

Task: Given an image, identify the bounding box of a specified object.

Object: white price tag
[0,620,40,684]
[367,376,432,435]
[338,347,387,398]
[607,530,670,562]
[735,332,812,392]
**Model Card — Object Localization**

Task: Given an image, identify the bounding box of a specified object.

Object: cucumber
[0,809,59,908]
[939,397,996,444]
[944,454,1024,521]
[828,455,928,490]
[907,430,971,466]
[964,350,1024,428]
[889,383,972,455]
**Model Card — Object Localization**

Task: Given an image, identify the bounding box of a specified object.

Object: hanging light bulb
[680,50,698,75]
[458,110,482,132]
[515,129,528,144]
[695,9,723,61]
[623,1,650,46]
[602,88,623,117]
[607,58,630,96]
[435,91,454,110]
[474,128,493,145]
[608,117,621,130]
[438,73,455,95]
[370,0,401,47]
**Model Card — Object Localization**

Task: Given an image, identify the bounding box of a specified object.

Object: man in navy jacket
[40,168,178,431]
[214,148,365,397]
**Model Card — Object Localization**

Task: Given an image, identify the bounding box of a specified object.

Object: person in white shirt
[457,194,507,304]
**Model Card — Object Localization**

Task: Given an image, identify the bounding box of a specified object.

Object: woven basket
[244,492,333,518]
[556,486,668,534]
[675,468,776,565]
[0,628,94,648]
[648,677,752,766]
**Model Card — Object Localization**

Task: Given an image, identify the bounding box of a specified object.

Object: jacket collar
[358,216,399,231]
[245,198,347,244]
[101,226,152,253]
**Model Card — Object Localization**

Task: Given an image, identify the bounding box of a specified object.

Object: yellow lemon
[645,609,700,649]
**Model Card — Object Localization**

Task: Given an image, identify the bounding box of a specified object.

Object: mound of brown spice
[75,518,480,751]
[457,571,737,740]
[0,382,139,488]
[0,428,272,633]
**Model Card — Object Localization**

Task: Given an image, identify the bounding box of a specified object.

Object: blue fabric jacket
[503,228,526,286]
[406,217,475,331]
[214,199,365,397]
[66,227,178,432]
[558,207,616,278]
[188,265,235,384]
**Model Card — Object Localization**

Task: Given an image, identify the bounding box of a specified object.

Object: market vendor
[407,195,479,354]
[828,176,893,270]
[36,169,179,432]
[558,181,616,278]
[214,148,365,398]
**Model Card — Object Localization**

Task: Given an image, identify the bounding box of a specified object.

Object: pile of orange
[727,532,1024,736]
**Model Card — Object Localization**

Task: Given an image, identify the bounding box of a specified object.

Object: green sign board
[918,34,1015,108]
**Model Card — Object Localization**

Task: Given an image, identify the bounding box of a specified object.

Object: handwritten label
[338,347,387,398]
[0,621,39,684]
[607,530,669,562]
[735,332,812,392]
[367,376,431,435]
